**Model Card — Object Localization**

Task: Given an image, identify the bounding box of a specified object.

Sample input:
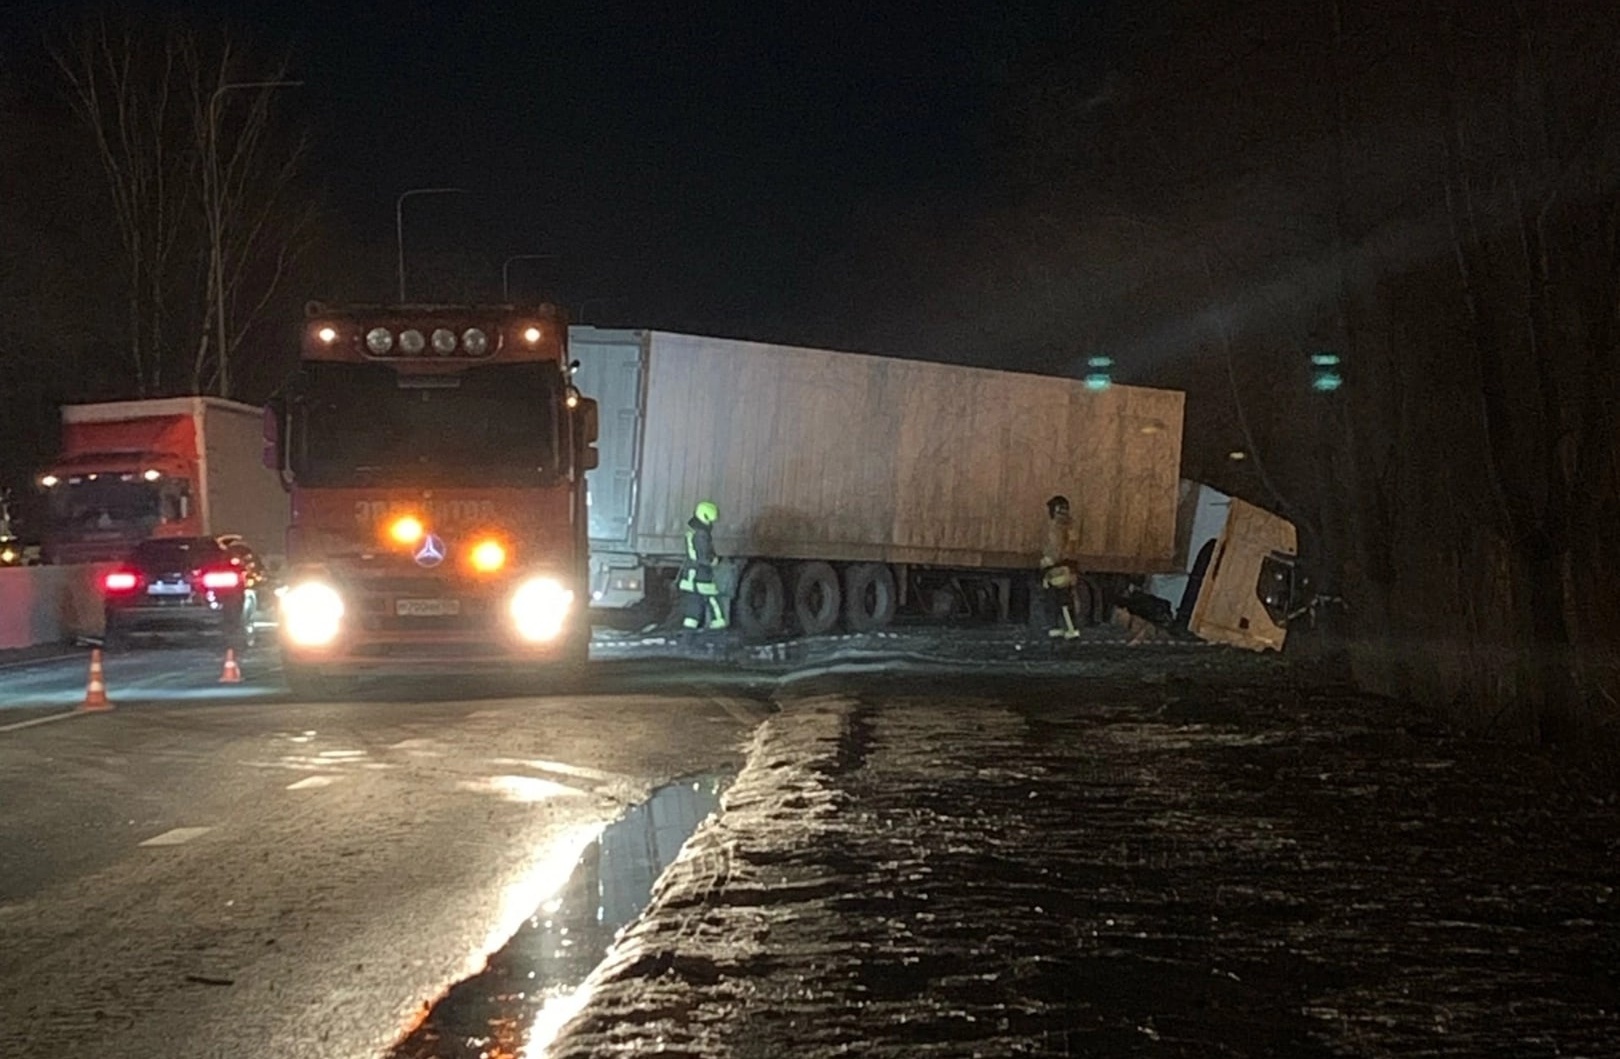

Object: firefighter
[679,500,728,630]
[1041,494,1081,639]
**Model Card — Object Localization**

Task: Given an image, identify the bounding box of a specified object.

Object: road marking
[0,710,82,734]
[388,737,433,750]
[139,827,213,847]
[286,775,340,790]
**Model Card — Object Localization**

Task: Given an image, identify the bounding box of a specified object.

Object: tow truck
[263,303,599,695]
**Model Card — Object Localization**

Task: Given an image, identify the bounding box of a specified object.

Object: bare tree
[185,36,312,397]
[49,15,313,399]
[50,16,194,395]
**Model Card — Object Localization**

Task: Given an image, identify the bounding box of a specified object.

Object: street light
[396,187,467,303]
[502,254,557,301]
[207,79,302,399]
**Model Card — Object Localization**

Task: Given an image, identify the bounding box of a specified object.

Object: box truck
[38,398,290,567]
[571,329,1194,636]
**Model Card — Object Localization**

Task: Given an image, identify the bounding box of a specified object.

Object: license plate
[147,582,191,596]
[395,598,460,617]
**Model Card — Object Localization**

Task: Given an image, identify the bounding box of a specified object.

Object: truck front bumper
[277,566,590,674]
[281,630,586,674]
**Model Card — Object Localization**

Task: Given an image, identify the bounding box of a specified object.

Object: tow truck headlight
[366,327,394,354]
[509,577,574,643]
[281,581,344,647]
[431,327,457,354]
[399,329,426,355]
[462,328,489,356]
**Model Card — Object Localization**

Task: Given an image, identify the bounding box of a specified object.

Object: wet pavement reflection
[388,772,732,1059]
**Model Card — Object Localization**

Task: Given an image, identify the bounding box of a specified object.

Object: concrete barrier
[0,564,111,650]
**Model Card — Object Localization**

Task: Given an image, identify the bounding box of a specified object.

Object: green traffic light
[1312,373,1343,392]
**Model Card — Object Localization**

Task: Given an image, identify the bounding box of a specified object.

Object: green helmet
[694,500,719,525]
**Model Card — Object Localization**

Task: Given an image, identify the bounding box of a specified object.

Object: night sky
[7,0,1115,349]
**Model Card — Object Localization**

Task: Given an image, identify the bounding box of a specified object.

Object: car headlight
[462,328,489,356]
[366,327,394,354]
[399,328,426,355]
[431,327,457,354]
[281,581,344,647]
[509,576,574,642]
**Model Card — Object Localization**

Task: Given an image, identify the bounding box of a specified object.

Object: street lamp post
[396,188,467,303]
[207,79,301,399]
[502,254,557,302]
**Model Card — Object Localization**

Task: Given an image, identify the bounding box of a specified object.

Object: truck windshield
[49,478,164,537]
[289,362,563,486]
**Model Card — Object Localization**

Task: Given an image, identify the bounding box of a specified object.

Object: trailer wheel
[792,561,842,636]
[734,561,786,638]
[843,562,897,632]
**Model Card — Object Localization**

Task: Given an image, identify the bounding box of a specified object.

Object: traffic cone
[80,648,112,711]
[220,647,243,684]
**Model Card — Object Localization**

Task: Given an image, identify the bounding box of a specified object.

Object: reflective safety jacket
[678,517,718,595]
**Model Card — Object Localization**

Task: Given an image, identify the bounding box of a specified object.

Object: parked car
[101,536,267,649]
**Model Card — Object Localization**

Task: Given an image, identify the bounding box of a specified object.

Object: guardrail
[0,564,112,650]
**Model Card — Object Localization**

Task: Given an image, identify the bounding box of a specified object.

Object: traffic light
[1310,352,1343,393]
[1084,355,1114,391]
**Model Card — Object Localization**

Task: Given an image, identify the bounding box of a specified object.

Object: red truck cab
[264,303,599,694]
[38,404,205,564]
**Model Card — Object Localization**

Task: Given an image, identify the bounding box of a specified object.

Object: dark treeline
[841,0,1620,750]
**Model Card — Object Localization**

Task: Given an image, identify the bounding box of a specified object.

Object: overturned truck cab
[1141,481,1317,652]
[264,303,599,696]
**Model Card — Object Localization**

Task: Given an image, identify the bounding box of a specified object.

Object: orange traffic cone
[220,647,243,684]
[80,648,112,711]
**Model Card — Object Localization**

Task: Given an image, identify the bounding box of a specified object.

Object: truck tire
[734,561,786,638]
[792,561,842,636]
[843,562,897,632]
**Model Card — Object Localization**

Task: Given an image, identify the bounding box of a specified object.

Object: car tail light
[201,569,242,590]
[103,571,139,592]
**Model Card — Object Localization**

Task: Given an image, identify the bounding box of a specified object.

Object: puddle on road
[388,771,733,1059]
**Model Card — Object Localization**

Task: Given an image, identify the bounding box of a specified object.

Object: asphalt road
[9,634,1616,1058]
[0,644,772,1059]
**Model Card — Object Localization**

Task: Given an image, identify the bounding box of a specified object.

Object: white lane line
[139,827,214,847]
[286,775,341,790]
[0,710,83,734]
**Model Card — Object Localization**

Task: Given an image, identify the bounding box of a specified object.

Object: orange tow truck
[263,303,599,695]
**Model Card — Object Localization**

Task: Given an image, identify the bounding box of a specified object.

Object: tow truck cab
[264,303,598,693]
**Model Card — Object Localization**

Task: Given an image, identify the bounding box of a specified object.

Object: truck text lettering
[355,500,499,526]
